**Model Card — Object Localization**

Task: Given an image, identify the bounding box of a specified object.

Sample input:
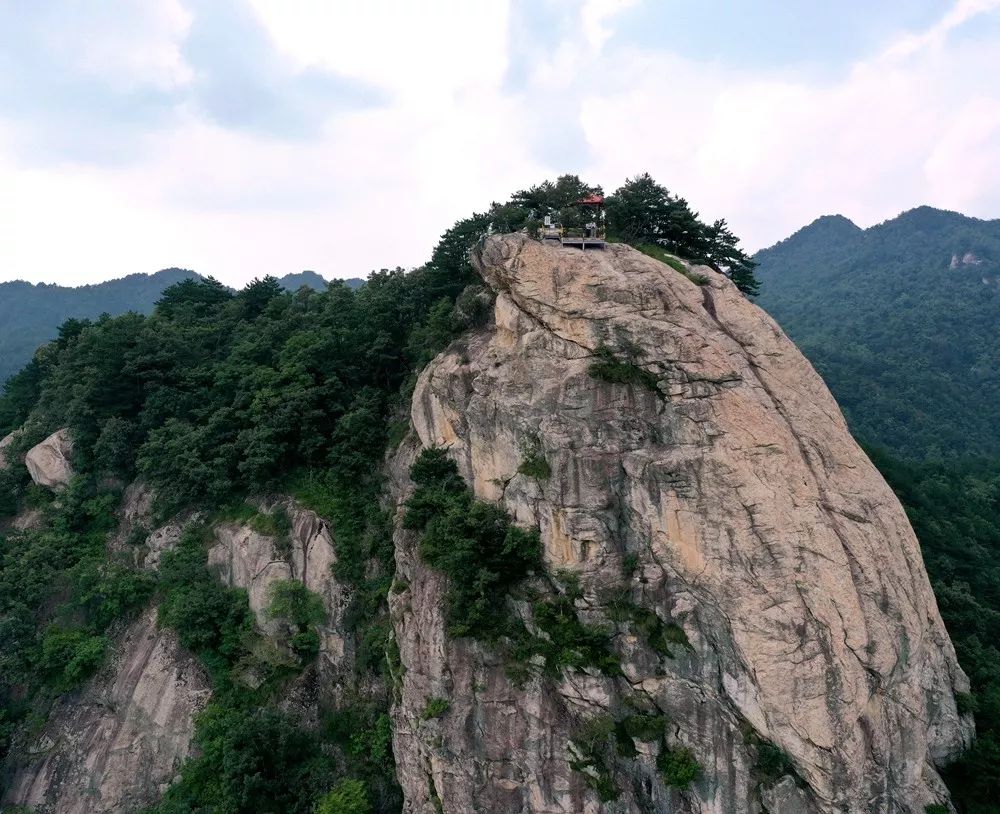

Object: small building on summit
[538,195,607,249]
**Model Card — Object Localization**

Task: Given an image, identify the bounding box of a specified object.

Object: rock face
[2,608,211,813]
[208,499,354,696]
[388,235,972,813]
[0,430,18,470]
[25,428,75,490]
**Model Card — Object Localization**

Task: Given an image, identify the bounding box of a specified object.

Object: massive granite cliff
[387,234,972,813]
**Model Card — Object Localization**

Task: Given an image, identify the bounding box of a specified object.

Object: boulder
[25,428,75,491]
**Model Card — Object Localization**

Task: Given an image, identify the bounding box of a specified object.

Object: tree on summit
[605,173,760,296]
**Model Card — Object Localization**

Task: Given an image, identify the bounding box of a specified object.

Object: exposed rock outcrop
[0,430,18,470]
[208,499,354,698]
[387,235,972,813]
[25,428,75,491]
[2,608,211,813]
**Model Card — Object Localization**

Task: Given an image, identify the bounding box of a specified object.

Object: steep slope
[1,608,210,814]
[388,235,971,813]
[753,206,1000,459]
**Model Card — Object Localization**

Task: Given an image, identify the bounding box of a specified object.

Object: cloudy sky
[1,0,998,286]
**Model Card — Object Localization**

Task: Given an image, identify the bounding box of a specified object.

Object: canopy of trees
[754,207,1000,460]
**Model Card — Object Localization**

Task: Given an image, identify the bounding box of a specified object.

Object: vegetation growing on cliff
[0,478,154,760]
[404,448,542,638]
[1,181,996,812]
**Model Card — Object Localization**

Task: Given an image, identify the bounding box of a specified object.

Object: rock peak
[389,232,971,813]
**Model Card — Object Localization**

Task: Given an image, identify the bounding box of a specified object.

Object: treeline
[479,173,759,294]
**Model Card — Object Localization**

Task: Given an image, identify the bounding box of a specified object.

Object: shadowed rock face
[387,234,972,814]
[1,608,211,814]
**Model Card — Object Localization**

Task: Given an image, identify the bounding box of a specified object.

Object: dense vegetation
[754,207,1000,460]
[0,270,352,392]
[10,181,998,811]
[0,235,478,809]
[479,173,760,295]
[869,451,1000,811]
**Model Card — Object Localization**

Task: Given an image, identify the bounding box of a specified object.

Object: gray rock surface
[24,428,75,491]
[208,499,355,697]
[387,234,972,814]
[0,430,18,470]
[1,608,211,814]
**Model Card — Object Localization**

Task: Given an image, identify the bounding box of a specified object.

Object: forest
[1,177,997,811]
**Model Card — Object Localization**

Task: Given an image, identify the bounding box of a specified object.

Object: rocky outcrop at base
[387,234,972,814]
[1,608,211,814]
[24,428,75,491]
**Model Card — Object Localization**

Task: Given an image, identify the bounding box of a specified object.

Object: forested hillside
[0,175,766,813]
[0,271,358,388]
[754,206,1000,460]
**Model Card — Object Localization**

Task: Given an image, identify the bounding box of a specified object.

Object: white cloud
[0,0,997,285]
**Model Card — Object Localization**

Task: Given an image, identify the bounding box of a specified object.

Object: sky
[0,0,998,286]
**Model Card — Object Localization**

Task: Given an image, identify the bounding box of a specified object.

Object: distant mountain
[0,268,199,387]
[0,269,365,388]
[755,206,1000,459]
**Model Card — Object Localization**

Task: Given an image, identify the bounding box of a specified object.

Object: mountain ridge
[0,269,364,388]
[754,204,1000,459]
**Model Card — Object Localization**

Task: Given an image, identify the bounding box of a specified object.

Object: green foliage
[316,779,372,814]
[158,525,255,681]
[754,208,1000,460]
[153,705,336,814]
[925,805,949,814]
[37,627,107,692]
[867,449,1000,811]
[604,590,690,658]
[268,580,326,628]
[0,269,199,390]
[517,441,551,481]
[755,741,795,781]
[606,174,759,295]
[421,697,450,719]
[620,712,668,742]
[405,449,541,639]
[0,477,152,763]
[267,580,326,660]
[519,594,621,677]
[658,746,701,789]
[569,715,620,802]
[588,347,661,395]
[635,243,710,285]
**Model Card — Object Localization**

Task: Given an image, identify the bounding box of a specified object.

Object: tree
[606,174,760,296]
[156,276,232,318]
[315,779,371,814]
